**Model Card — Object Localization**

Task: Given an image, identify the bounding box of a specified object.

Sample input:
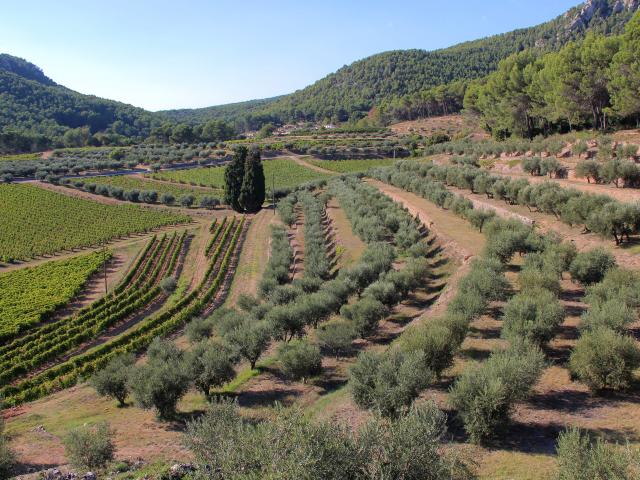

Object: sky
[1,0,581,111]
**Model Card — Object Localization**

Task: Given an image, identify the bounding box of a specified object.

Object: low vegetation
[0,184,189,262]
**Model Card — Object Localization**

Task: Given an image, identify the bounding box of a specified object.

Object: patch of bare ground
[5,385,197,478]
[325,197,366,268]
[390,114,488,140]
[287,155,335,174]
[225,208,281,306]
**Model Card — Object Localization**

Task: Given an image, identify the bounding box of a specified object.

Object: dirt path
[325,198,366,268]
[226,209,281,306]
[286,154,336,175]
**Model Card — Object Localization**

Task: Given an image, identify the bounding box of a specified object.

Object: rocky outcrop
[566,0,640,32]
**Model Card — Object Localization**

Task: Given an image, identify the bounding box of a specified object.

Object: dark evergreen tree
[238,148,266,213]
[224,146,247,212]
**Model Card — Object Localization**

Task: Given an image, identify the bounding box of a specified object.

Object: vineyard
[0,184,190,262]
[0,216,247,406]
[65,175,223,205]
[0,251,109,341]
[149,158,333,190]
[308,158,397,173]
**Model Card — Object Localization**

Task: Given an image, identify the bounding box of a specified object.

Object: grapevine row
[1,217,246,406]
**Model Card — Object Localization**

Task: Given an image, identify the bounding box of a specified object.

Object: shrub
[186,340,236,399]
[350,349,433,418]
[0,419,14,480]
[62,422,115,470]
[316,320,356,358]
[569,327,640,392]
[90,353,135,406]
[185,400,470,480]
[570,248,616,285]
[449,341,545,443]
[225,319,272,369]
[128,338,190,419]
[341,297,388,338]
[159,276,177,294]
[160,193,175,205]
[180,194,196,207]
[556,426,639,480]
[580,300,637,333]
[278,339,322,382]
[501,289,565,346]
[399,319,459,377]
[199,196,220,209]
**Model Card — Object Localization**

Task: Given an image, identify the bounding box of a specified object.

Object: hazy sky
[2,0,580,111]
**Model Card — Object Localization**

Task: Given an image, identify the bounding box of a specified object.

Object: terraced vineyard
[0,232,186,390]
[0,216,247,406]
[0,251,109,341]
[149,158,332,190]
[0,184,190,262]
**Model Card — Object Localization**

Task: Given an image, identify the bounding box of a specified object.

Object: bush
[570,248,617,285]
[90,353,135,406]
[0,419,14,480]
[278,339,322,382]
[128,338,191,419]
[199,196,220,209]
[569,327,640,392]
[316,320,356,357]
[556,426,639,480]
[160,193,175,205]
[186,340,236,399]
[399,319,460,377]
[160,276,177,294]
[185,400,470,480]
[501,289,565,346]
[350,349,432,418]
[180,194,196,207]
[341,297,388,338]
[62,422,115,470]
[224,319,272,369]
[449,341,545,443]
[580,300,637,333]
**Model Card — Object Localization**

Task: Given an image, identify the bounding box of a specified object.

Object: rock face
[567,0,640,31]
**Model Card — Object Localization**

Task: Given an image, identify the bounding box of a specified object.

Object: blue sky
[2,0,580,111]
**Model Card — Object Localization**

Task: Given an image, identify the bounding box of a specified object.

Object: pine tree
[224,146,247,212]
[239,148,266,213]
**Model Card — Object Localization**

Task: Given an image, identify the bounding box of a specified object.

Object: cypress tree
[224,146,247,212]
[239,148,266,213]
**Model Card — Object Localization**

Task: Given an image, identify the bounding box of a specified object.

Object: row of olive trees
[51,177,220,209]
[328,177,423,252]
[568,251,640,392]
[575,158,640,187]
[375,161,640,245]
[91,337,238,419]
[258,224,294,297]
[371,161,640,443]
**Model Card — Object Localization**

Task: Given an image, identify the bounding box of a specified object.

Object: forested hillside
[162,0,640,128]
[1,0,638,152]
[0,54,161,152]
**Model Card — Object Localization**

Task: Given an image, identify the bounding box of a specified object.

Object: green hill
[162,0,640,126]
